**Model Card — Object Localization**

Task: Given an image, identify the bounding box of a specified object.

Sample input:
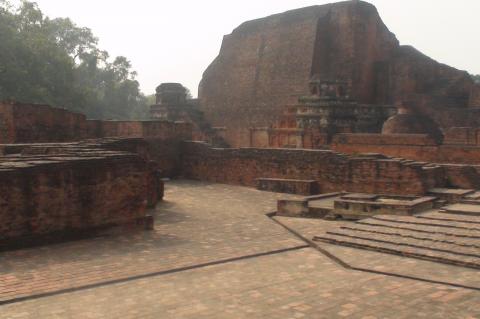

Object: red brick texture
[199,1,480,147]
[181,141,444,196]
[0,102,192,144]
[331,133,480,165]
[0,147,155,246]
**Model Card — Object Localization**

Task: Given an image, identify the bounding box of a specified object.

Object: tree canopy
[0,0,149,119]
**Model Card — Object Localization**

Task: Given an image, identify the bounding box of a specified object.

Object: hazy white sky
[30,0,480,96]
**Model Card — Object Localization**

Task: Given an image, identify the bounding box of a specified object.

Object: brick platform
[314,211,480,269]
[256,178,319,195]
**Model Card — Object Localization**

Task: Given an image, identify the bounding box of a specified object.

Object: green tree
[472,74,480,84]
[0,0,150,119]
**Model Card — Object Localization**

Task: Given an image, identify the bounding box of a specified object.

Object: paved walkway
[1,180,480,318]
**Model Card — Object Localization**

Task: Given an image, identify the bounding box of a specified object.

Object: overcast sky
[30,0,480,96]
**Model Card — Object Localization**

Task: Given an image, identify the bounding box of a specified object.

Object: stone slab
[443,204,480,216]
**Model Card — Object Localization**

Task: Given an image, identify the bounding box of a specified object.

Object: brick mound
[313,211,480,269]
[0,138,161,247]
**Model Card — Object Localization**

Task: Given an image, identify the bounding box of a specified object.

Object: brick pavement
[0,181,303,303]
[2,248,479,318]
[276,216,480,289]
[1,180,480,318]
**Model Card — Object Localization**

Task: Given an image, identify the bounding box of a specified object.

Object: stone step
[464,191,480,200]
[358,218,480,238]
[326,228,480,257]
[341,224,480,248]
[427,188,475,203]
[313,233,480,269]
[441,204,480,216]
[460,199,480,205]
[417,212,480,225]
[371,215,480,232]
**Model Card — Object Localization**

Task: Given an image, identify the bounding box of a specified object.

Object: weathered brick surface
[0,147,156,246]
[314,211,480,269]
[0,102,193,144]
[181,141,443,195]
[199,1,480,147]
[444,127,480,145]
[0,103,87,143]
[2,181,480,318]
[331,134,480,165]
[97,138,187,178]
[0,103,14,143]
[332,133,438,146]
[256,178,319,195]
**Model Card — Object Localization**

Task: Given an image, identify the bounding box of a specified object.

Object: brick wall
[0,103,14,144]
[181,141,443,196]
[469,82,480,107]
[331,133,480,165]
[199,1,479,147]
[0,102,193,144]
[332,133,438,146]
[0,103,88,143]
[443,127,480,145]
[199,5,323,147]
[97,138,186,178]
[0,145,160,247]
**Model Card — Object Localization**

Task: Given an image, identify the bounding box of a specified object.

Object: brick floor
[2,248,480,319]
[276,216,480,289]
[0,181,303,302]
[1,180,480,318]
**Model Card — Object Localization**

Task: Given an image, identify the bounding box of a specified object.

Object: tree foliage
[0,0,149,119]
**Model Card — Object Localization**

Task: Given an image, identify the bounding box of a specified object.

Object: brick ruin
[2,98,480,248]
[0,102,192,247]
[0,103,468,247]
[198,0,480,148]
[150,83,228,147]
[2,0,480,257]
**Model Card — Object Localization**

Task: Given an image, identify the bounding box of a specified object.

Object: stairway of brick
[313,210,480,269]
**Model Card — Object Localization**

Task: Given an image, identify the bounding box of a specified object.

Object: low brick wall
[181,142,444,195]
[444,127,480,145]
[256,178,319,195]
[0,102,192,144]
[331,133,480,165]
[332,133,438,146]
[0,142,162,247]
[93,138,187,178]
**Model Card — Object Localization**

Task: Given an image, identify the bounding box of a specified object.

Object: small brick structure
[427,188,475,204]
[333,194,436,219]
[277,199,309,217]
[256,178,320,195]
[0,145,161,248]
[0,102,195,249]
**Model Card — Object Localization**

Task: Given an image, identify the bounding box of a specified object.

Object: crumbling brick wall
[0,147,157,247]
[181,141,443,195]
[199,1,479,147]
[0,102,193,144]
[331,133,480,165]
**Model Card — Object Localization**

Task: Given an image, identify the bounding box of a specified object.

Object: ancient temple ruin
[1,1,480,317]
[199,0,480,148]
